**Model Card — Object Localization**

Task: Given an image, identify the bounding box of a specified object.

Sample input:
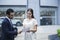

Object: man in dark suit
[1,9,21,40]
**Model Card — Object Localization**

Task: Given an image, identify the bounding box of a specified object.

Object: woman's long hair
[27,8,34,18]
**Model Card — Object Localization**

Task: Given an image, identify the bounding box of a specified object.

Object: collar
[6,16,11,21]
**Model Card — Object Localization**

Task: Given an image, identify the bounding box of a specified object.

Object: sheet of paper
[22,27,30,32]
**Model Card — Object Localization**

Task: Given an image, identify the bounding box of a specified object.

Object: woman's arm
[30,25,37,32]
[27,25,37,33]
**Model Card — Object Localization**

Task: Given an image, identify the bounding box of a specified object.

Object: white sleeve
[33,19,38,25]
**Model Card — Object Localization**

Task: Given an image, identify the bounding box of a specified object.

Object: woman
[22,8,38,40]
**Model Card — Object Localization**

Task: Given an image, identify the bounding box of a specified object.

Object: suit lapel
[5,18,13,27]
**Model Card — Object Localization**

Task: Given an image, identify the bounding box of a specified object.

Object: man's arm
[2,21,18,35]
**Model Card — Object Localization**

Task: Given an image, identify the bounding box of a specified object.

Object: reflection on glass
[0,7,26,26]
[0,11,6,17]
[40,18,52,25]
[40,8,56,25]
[15,11,25,17]
[40,10,55,16]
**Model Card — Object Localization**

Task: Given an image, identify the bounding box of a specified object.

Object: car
[12,19,23,26]
[0,18,4,25]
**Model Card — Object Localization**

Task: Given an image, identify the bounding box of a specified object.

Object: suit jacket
[1,18,18,40]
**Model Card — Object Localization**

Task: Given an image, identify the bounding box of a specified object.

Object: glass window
[0,11,6,17]
[40,7,57,25]
[0,6,26,26]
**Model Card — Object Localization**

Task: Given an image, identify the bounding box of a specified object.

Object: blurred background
[0,0,60,40]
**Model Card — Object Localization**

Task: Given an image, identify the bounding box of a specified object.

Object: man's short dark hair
[6,9,14,15]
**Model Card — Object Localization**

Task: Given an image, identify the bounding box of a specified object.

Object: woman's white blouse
[23,18,38,30]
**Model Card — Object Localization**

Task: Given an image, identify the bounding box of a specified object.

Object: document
[22,27,30,32]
